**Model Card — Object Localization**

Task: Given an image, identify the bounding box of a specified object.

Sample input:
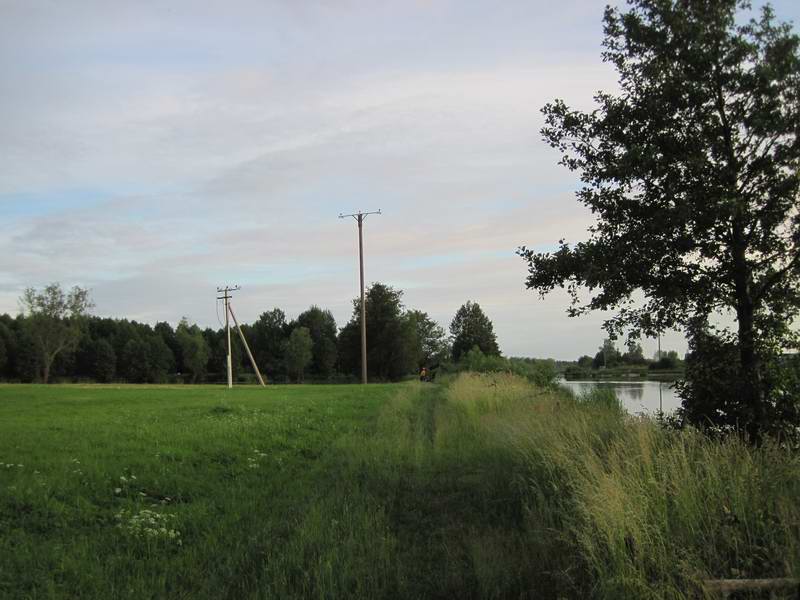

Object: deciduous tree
[92,338,117,383]
[176,318,210,383]
[20,284,93,383]
[251,309,289,381]
[285,327,313,383]
[406,310,449,367]
[296,306,338,378]
[519,0,800,438]
[338,283,416,381]
[450,301,499,362]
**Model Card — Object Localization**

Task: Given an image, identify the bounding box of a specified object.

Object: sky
[1,0,798,361]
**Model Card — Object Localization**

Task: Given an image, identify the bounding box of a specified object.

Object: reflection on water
[559,380,681,415]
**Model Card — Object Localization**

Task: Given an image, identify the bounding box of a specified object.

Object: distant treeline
[0,282,551,385]
[566,338,684,373]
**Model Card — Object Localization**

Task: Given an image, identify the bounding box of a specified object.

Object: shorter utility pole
[339,209,381,384]
[216,285,267,388]
[217,285,239,389]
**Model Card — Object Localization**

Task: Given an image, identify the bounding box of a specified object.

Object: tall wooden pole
[225,296,233,388]
[217,285,240,388]
[358,214,367,385]
[339,209,381,384]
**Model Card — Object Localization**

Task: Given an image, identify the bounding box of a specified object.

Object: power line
[215,298,225,329]
[338,209,381,385]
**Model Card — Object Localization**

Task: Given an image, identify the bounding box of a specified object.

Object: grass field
[1,377,799,599]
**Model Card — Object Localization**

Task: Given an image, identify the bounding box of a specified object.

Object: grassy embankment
[1,377,798,599]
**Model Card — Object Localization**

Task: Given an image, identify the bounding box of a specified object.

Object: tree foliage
[20,283,94,383]
[450,301,499,362]
[250,309,290,381]
[622,342,647,365]
[176,318,210,383]
[338,283,417,381]
[285,327,313,383]
[519,0,800,439]
[295,306,338,378]
[592,338,623,369]
[0,283,458,385]
[0,335,6,375]
[92,338,117,383]
[406,309,450,367]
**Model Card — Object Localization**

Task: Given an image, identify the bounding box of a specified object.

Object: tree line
[573,338,684,371]
[0,283,504,384]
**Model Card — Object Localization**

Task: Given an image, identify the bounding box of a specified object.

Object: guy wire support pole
[339,209,381,384]
[217,285,240,388]
[227,301,266,387]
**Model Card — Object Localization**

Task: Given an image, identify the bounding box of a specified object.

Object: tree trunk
[42,359,51,385]
[732,223,763,441]
[736,299,763,439]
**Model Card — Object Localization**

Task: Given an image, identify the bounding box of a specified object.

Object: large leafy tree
[20,283,94,383]
[0,335,6,376]
[155,321,182,373]
[74,335,117,382]
[295,306,338,379]
[120,335,174,383]
[285,326,313,383]
[406,309,449,367]
[338,283,416,381]
[176,318,210,383]
[250,309,290,381]
[519,0,800,438]
[0,318,17,379]
[92,338,117,383]
[592,338,623,369]
[450,301,500,362]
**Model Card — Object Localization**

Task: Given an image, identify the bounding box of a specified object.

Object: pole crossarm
[216,285,240,301]
[338,209,382,222]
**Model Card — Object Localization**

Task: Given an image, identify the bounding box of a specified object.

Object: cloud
[5,0,793,359]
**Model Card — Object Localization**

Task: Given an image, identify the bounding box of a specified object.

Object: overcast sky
[1,0,797,360]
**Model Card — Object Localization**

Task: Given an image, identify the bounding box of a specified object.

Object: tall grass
[456,373,800,598]
[2,378,797,598]
[250,373,800,598]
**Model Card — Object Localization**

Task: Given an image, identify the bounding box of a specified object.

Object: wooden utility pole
[339,209,381,384]
[217,285,239,389]
[216,285,266,388]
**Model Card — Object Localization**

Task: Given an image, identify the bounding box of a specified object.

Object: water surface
[559,379,680,415]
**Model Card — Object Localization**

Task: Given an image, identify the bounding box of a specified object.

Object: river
[559,379,681,415]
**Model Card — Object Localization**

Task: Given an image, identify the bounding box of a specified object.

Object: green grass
[1,378,799,599]
[0,383,396,599]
